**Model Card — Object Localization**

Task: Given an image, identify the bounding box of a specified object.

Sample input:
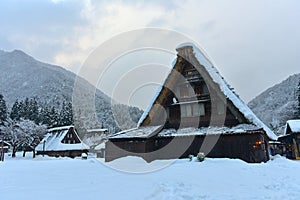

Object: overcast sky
[1,0,300,108]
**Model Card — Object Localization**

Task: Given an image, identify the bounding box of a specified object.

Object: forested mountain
[0,49,143,134]
[248,73,300,134]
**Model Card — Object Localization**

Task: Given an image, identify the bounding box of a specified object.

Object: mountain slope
[0,49,108,106]
[0,49,142,132]
[248,73,300,133]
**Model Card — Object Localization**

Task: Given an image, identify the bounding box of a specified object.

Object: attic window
[194,86,202,96]
[193,104,200,116]
[179,84,196,97]
[180,85,189,97]
[180,103,205,117]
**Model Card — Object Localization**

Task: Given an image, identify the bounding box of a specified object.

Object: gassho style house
[105,43,278,163]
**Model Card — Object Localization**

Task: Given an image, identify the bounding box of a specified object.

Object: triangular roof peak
[36,126,89,151]
[138,43,277,140]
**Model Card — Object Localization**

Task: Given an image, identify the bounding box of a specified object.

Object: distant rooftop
[286,119,300,133]
[87,128,108,133]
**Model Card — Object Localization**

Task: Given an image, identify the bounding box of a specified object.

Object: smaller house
[36,125,90,158]
[0,140,10,153]
[278,120,300,159]
[83,128,108,153]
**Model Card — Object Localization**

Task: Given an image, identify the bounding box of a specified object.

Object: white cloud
[53,0,170,72]
[2,0,299,103]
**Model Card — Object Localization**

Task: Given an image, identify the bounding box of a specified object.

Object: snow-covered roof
[95,142,106,150]
[48,125,74,132]
[138,43,277,140]
[286,119,300,134]
[110,124,264,139]
[36,126,90,151]
[0,140,10,146]
[87,128,108,133]
[158,124,263,137]
[109,125,163,139]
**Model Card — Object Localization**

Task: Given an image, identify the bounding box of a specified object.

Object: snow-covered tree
[22,98,30,120]
[111,104,143,131]
[0,119,23,157]
[40,106,50,125]
[16,119,47,158]
[0,94,7,126]
[10,99,21,121]
[28,98,39,124]
[0,118,47,158]
[58,101,73,126]
[14,98,40,123]
[49,106,58,127]
[129,106,143,123]
[40,106,58,128]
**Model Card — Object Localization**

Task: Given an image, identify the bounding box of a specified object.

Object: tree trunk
[23,150,26,157]
[32,149,36,158]
[12,146,16,157]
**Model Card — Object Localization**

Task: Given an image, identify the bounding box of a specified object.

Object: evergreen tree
[10,99,20,121]
[23,98,30,120]
[0,94,8,126]
[40,106,51,126]
[40,106,58,127]
[28,98,39,123]
[49,106,58,127]
[58,101,65,126]
[18,100,24,119]
[11,98,40,123]
[66,102,73,125]
[59,101,73,126]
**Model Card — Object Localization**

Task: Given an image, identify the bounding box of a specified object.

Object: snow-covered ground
[1,153,300,200]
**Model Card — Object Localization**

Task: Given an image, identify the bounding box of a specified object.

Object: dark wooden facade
[39,149,89,158]
[269,141,286,156]
[276,120,300,159]
[278,133,300,159]
[106,45,274,163]
[106,130,269,163]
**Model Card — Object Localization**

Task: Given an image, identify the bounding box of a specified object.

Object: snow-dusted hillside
[0,50,96,106]
[0,49,142,132]
[248,73,300,134]
[1,153,300,200]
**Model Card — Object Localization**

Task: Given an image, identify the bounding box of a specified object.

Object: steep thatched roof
[137,43,277,140]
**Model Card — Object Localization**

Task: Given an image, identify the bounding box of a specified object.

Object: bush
[197,152,205,162]
[188,154,193,161]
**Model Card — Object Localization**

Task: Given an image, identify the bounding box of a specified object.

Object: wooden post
[43,140,46,157]
[292,139,300,160]
[0,138,4,162]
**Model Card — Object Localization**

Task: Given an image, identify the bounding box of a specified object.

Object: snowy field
[1,153,300,200]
